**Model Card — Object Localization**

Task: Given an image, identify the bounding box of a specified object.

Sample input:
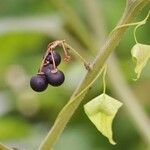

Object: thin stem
[38,0,150,149]
[38,66,104,150]
[64,43,90,68]
[61,42,71,62]
[144,10,150,21]
[50,50,57,71]
[134,10,150,43]
[103,65,107,94]
[38,49,50,74]
[110,10,150,38]
[134,24,140,43]
[86,0,150,144]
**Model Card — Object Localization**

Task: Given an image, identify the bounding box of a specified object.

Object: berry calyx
[46,51,61,66]
[45,69,65,86]
[30,75,48,92]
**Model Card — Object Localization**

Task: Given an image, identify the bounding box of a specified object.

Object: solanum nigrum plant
[34,9,150,150]
[37,10,149,150]
[30,8,150,147]
[0,1,149,150]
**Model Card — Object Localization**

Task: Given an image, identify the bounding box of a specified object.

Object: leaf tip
[109,139,117,145]
[84,94,123,146]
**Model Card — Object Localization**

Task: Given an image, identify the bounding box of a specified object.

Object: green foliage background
[0,0,149,149]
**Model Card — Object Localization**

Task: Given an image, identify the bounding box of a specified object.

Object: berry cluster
[30,41,68,92]
[30,40,90,92]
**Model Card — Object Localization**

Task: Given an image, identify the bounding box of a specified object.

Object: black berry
[45,69,65,86]
[41,64,53,73]
[46,51,61,66]
[30,75,48,92]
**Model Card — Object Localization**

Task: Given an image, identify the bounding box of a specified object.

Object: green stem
[64,43,90,69]
[38,0,150,149]
[102,66,107,94]
[111,10,150,43]
[83,0,150,144]
[38,67,104,150]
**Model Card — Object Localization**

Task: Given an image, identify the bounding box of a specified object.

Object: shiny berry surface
[46,51,61,66]
[30,75,48,92]
[45,69,65,86]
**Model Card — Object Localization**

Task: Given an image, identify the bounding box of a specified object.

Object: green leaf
[131,43,150,79]
[84,93,123,145]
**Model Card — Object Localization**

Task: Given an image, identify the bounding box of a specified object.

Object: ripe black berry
[46,51,61,66]
[30,75,48,92]
[45,69,65,86]
[41,64,53,73]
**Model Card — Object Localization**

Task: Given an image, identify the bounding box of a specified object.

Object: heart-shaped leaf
[84,94,123,145]
[131,43,150,79]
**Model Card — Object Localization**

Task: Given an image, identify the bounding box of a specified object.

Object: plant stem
[83,0,150,144]
[38,0,150,149]
[64,43,90,69]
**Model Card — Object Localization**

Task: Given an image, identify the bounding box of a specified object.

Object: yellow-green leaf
[84,94,123,145]
[131,43,150,79]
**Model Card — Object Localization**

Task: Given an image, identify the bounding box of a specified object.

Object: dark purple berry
[45,69,65,86]
[30,75,48,92]
[46,51,61,66]
[41,64,53,73]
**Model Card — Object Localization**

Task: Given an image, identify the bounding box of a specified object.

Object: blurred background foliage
[0,0,150,150]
